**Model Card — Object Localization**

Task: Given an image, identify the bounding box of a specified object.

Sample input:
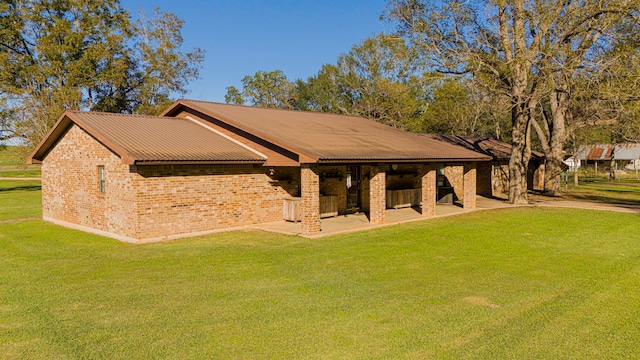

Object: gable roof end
[28,110,266,165]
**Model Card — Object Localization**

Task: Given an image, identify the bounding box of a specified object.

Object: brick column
[463,162,477,210]
[369,165,386,224]
[421,164,436,216]
[301,164,321,235]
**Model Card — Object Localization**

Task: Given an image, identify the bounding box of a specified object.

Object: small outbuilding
[576,143,640,173]
[29,101,490,243]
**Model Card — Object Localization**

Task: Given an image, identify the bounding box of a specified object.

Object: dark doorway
[437,164,455,204]
[346,166,361,213]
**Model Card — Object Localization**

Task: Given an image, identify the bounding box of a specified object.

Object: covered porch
[284,162,480,236]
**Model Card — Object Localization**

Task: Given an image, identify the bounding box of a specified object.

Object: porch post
[421,164,436,216]
[463,162,477,210]
[301,164,321,235]
[369,164,386,224]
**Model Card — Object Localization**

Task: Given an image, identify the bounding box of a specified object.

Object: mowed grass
[0,146,41,178]
[562,175,640,205]
[2,180,640,358]
[0,180,41,221]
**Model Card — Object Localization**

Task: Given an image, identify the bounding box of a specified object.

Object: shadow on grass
[563,193,640,206]
[0,184,42,192]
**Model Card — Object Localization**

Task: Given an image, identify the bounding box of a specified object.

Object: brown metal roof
[587,147,605,160]
[430,135,545,160]
[162,100,491,163]
[29,111,266,165]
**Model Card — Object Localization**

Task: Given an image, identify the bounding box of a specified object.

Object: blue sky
[121,0,391,102]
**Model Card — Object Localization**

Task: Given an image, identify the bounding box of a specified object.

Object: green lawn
[2,180,640,358]
[561,174,640,205]
[0,180,41,221]
[0,146,24,166]
[0,146,41,178]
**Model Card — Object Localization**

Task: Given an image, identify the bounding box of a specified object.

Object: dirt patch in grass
[463,296,501,309]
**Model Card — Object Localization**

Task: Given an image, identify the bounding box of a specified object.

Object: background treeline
[225,35,512,142]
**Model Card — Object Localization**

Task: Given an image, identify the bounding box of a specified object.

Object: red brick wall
[41,125,138,239]
[492,163,510,195]
[444,164,464,200]
[133,165,295,239]
[41,125,299,242]
[463,163,477,209]
[421,165,436,216]
[476,162,493,195]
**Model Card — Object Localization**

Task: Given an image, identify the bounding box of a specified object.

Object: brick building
[29,101,490,243]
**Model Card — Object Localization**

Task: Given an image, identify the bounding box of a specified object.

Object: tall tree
[0,1,203,149]
[385,0,640,203]
[527,1,640,195]
[385,0,541,204]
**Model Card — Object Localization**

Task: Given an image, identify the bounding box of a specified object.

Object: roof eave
[27,112,72,164]
[159,99,188,117]
[314,156,492,164]
[133,159,266,166]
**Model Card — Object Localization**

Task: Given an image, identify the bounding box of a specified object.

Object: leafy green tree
[0,1,203,149]
[224,70,296,109]
[295,64,352,114]
[297,34,424,130]
[385,0,640,202]
[92,8,204,115]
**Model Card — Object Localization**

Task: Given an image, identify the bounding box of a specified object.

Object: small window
[98,166,105,194]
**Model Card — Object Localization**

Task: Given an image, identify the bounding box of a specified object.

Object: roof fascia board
[133,160,265,165]
[314,157,492,164]
[28,112,72,164]
[159,99,184,117]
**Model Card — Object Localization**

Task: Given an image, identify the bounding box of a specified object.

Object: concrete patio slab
[254,195,516,238]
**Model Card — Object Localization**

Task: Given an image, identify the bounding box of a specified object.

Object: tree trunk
[543,90,567,196]
[609,159,615,182]
[573,164,579,186]
[508,104,531,204]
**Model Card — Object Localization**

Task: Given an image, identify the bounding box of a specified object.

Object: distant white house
[562,157,581,172]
